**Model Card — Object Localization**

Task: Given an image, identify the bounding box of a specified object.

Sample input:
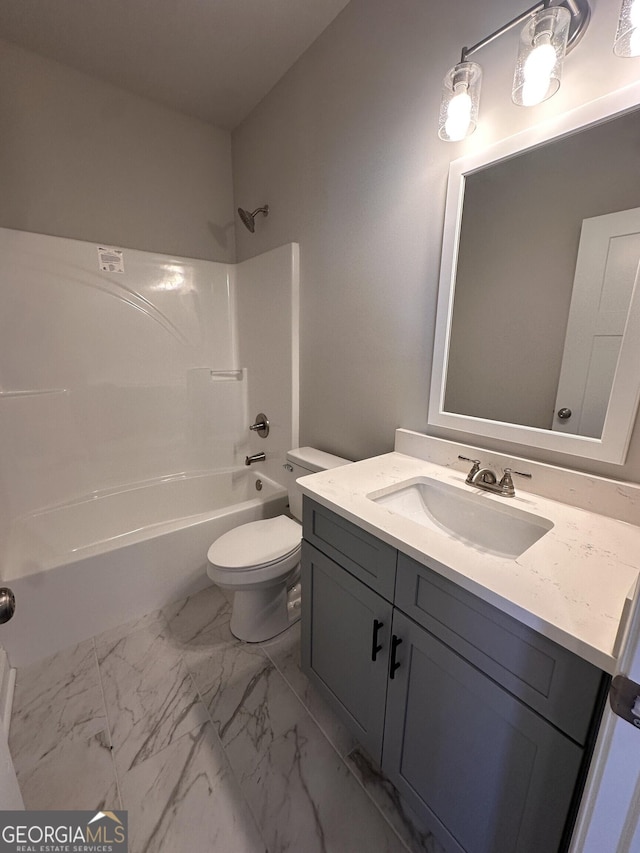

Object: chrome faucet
[245,452,266,466]
[458,455,531,497]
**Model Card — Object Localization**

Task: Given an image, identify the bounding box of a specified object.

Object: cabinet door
[301,542,392,764]
[383,610,584,853]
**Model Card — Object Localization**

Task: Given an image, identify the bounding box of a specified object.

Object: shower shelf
[0,388,68,398]
[207,369,244,381]
[188,367,244,382]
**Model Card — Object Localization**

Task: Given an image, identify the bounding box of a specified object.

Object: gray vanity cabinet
[301,498,606,853]
[301,541,392,763]
[383,608,583,853]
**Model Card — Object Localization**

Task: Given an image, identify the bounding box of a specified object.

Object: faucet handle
[504,467,532,479]
[498,467,532,496]
[249,413,270,438]
[458,455,481,484]
[458,455,480,464]
[498,469,515,496]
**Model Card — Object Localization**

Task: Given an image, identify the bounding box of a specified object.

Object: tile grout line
[341,748,436,853]
[185,664,272,853]
[162,591,419,852]
[98,611,214,770]
[161,607,273,853]
[92,637,124,811]
[260,641,353,757]
[261,640,416,853]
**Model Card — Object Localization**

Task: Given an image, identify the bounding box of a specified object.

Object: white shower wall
[236,243,300,486]
[0,228,299,562]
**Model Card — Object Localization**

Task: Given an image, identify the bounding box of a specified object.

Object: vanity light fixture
[438,0,591,142]
[614,0,640,56]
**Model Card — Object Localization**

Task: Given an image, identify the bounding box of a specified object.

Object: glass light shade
[512,6,571,107]
[614,0,640,56]
[438,61,482,142]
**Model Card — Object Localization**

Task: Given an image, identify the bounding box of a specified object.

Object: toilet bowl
[207,516,302,642]
[207,447,350,642]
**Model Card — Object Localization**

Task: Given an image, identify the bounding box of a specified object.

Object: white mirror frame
[429,81,640,465]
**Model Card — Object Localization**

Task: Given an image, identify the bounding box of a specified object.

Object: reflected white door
[553,208,640,437]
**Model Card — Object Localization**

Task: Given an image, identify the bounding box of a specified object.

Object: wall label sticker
[97,246,125,273]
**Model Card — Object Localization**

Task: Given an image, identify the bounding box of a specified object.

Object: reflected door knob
[0,588,16,624]
[557,407,572,420]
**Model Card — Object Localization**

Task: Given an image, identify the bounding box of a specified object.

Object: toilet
[207,447,351,642]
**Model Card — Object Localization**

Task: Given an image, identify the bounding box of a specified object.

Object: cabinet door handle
[371,619,384,661]
[389,634,403,679]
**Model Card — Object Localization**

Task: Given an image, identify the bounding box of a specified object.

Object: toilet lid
[207,516,302,570]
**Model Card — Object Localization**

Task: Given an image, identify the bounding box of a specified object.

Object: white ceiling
[0,0,351,129]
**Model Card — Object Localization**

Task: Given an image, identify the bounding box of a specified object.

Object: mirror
[429,84,640,464]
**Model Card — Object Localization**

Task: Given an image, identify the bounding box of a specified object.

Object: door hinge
[610,674,640,728]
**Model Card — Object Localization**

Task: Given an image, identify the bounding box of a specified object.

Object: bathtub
[1,469,288,667]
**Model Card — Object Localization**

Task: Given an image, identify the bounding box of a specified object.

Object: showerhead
[237,205,269,233]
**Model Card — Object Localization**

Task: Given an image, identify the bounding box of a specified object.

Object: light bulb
[438,61,481,142]
[445,89,473,142]
[512,7,569,106]
[521,39,557,105]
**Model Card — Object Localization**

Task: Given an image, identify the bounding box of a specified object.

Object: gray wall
[232,0,640,482]
[0,39,235,262]
[3,4,640,483]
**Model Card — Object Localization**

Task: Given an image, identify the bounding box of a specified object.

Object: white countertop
[299,451,640,673]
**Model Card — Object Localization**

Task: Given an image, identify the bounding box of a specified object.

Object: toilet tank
[285,447,351,521]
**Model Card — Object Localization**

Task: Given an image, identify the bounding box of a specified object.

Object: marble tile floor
[8,584,445,853]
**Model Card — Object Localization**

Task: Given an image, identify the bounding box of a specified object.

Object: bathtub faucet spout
[245,452,266,466]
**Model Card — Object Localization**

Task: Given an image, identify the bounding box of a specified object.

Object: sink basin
[369,477,553,559]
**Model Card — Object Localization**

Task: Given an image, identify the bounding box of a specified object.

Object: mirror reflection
[444,108,640,440]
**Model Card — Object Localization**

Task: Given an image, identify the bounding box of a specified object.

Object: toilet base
[230,581,301,643]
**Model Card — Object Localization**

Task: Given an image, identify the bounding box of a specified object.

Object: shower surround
[0,228,299,666]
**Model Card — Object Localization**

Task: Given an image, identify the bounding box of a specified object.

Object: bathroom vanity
[299,432,640,853]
